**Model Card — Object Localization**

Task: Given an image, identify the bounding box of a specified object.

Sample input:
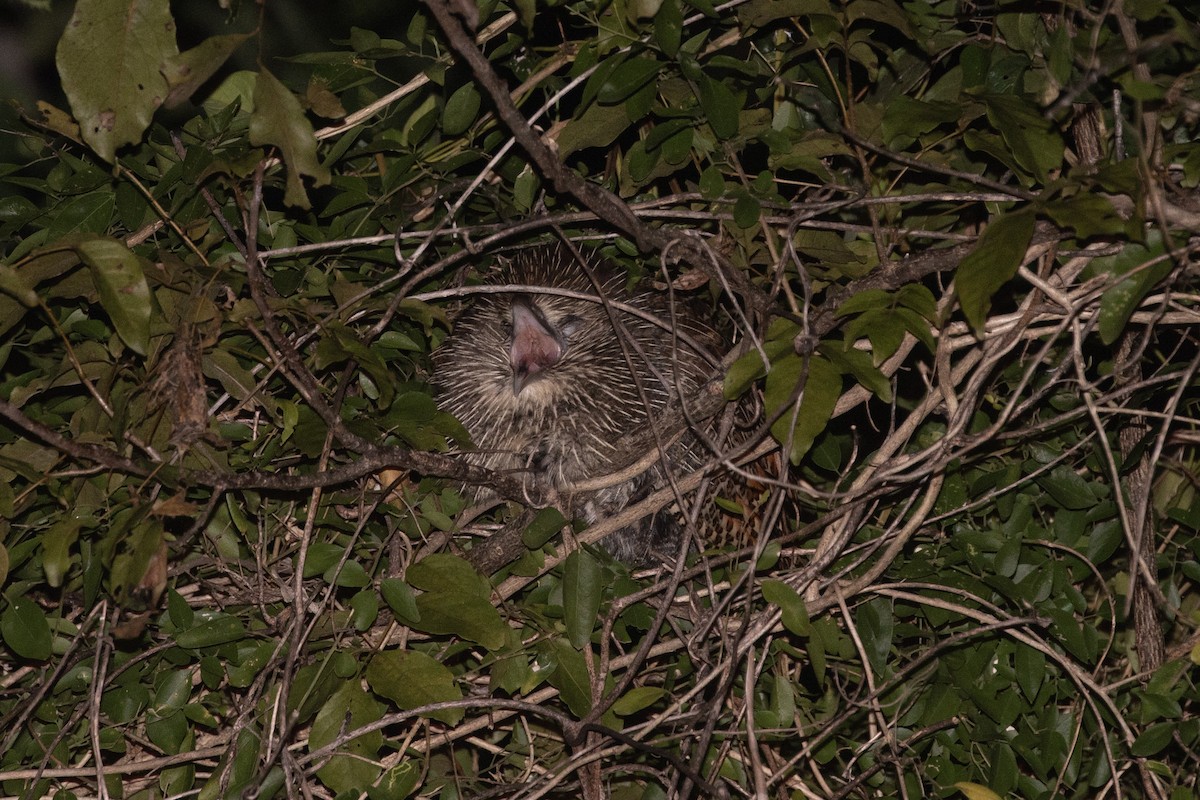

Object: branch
[419,0,762,305]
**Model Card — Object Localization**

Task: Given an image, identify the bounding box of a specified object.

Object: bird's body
[434,245,720,562]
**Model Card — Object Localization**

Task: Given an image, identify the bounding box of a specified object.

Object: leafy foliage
[1,0,1200,797]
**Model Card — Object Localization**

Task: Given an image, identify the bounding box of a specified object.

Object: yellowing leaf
[74,237,152,355]
[0,264,38,308]
[56,0,179,162]
[250,68,331,209]
[162,33,252,108]
[953,782,1004,800]
[42,512,86,588]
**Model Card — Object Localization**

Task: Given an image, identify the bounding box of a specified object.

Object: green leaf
[379,578,420,623]
[723,333,795,399]
[982,94,1063,181]
[250,68,331,209]
[953,783,1004,800]
[47,193,115,240]
[696,74,740,140]
[733,193,760,228]
[203,349,269,410]
[195,728,258,799]
[834,288,892,318]
[106,516,165,608]
[366,649,464,725]
[412,591,507,650]
[490,648,533,696]
[1086,520,1123,564]
[846,0,914,35]
[74,237,151,355]
[154,668,193,712]
[844,308,905,363]
[654,0,683,57]
[145,710,188,754]
[543,638,593,717]
[1037,465,1094,510]
[1048,608,1094,662]
[598,56,663,104]
[310,683,384,793]
[854,597,893,675]
[737,0,830,27]
[523,507,568,549]
[226,643,277,689]
[760,578,810,636]
[956,210,1035,335]
[1042,194,1127,240]
[1131,722,1175,757]
[765,354,841,464]
[556,100,634,157]
[896,284,938,321]
[881,96,961,147]
[563,548,603,649]
[698,165,725,197]
[369,762,422,800]
[325,557,371,588]
[1014,644,1045,702]
[302,542,343,577]
[55,0,179,161]
[176,615,246,649]
[612,686,667,715]
[1,595,53,661]
[406,553,489,597]
[442,83,481,136]
[1089,235,1171,345]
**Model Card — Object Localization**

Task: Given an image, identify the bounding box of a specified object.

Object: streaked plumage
[434,245,720,562]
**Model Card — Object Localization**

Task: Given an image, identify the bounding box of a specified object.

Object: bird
[433,244,723,563]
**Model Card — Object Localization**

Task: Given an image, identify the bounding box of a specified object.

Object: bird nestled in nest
[434,244,725,563]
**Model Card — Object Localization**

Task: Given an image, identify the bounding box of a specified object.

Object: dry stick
[0,747,228,783]
[312,13,518,142]
[419,0,647,249]
[876,588,1134,747]
[771,250,1157,791]
[1103,29,1168,794]
[241,164,339,799]
[810,247,1078,586]
[419,0,760,304]
[0,219,1066,513]
[89,603,113,800]
[253,189,1015,264]
[478,223,987,576]
[765,611,1042,790]
[300,695,723,797]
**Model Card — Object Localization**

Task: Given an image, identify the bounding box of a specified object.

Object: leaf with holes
[56,0,178,162]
